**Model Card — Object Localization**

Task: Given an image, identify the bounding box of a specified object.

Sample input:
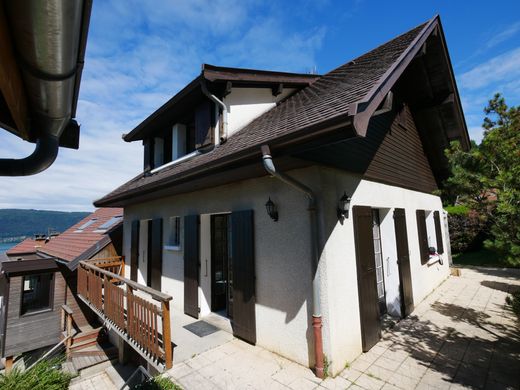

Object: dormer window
[143,100,216,172]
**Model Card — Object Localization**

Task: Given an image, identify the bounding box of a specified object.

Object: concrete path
[165,267,520,390]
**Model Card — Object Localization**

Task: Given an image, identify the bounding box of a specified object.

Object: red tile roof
[39,208,123,262]
[6,238,46,255]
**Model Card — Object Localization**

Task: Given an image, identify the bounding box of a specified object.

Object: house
[0,208,123,371]
[93,16,469,377]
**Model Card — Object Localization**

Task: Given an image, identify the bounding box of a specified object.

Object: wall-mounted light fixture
[265,197,278,221]
[337,192,351,220]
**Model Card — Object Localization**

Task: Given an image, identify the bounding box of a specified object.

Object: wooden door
[353,206,381,352]
[230,210,256,344]
[130,220,139,282]
[150,218,163,290]
[184,215,200,318]
[394,208,414,316]
[211,214,230,315]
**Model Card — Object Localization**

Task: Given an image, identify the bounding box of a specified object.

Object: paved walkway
[165,267,520,390]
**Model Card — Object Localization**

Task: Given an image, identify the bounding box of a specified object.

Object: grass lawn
[452,248,515,268]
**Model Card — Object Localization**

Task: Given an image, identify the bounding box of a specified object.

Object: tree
[442,94,520,266]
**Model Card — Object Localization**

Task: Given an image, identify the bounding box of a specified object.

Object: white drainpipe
[200,79,228,144]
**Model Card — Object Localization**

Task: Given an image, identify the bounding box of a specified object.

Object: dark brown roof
[96,16,468,207]
[38,207,122,262]
[123,64,321,142]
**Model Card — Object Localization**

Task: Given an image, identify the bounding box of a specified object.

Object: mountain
[0,209,91,242]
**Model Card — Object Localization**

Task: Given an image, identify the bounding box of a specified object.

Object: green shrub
[444,205,470,216]
[133,375,181,390]
[447,210,488,253]
[0,358,73,390]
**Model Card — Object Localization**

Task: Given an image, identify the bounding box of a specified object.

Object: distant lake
[0,242,17,254]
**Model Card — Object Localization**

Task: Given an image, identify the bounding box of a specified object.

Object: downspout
[200,79,228,143]
[261,145,324,378]
[0,133,60,176]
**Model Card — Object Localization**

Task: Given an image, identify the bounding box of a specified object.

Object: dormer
[122,64,320,174]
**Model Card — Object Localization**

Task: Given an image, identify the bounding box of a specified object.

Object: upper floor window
[143,100,216,172]
[21,273,54,315]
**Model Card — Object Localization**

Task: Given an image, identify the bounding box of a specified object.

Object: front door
[394,208,414,316]
[353,206,381,352]
[211,214,233,318]
[372,210,387,316]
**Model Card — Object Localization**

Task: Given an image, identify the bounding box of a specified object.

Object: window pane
[21,273,53,314]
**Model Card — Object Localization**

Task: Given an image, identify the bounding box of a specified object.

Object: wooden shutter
[163,131,172,164]
[195,100,215,148]
[130,220,140,282]
[143,138,154,171]
[231,210,256,344]
[416,210,429,264]
[393,208,414,317]
[433,211,444,254]
[150,218,163,290]
[353,206,381,352]
[184,215,199,318]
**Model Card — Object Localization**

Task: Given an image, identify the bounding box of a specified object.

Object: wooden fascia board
[0,5,29,139]
[349,16,440,137]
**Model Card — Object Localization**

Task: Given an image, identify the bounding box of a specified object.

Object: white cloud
[0,0,326,211]
[485,21,520,49]
[459,47,520,90]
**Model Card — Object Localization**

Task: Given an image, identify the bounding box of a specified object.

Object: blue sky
[1,0,519,211]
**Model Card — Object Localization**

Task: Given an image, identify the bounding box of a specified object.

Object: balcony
[77,257,173,371]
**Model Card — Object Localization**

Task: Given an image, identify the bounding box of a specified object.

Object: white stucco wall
[318,170,450,375]
[223,87,295,138]
[121,166,450,374]
[122,167,318,368]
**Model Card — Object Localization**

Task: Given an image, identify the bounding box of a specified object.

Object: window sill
[164,245,181,251]
[427,255,442,266]
[20,307,53,317]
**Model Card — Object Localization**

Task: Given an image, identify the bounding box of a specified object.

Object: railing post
[162,300,172,370]
[121,255,125,278]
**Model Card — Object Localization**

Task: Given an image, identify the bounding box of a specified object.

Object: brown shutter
[150,218,163,290]
[130,220,140,282]
[353,205,381,352]
[393,208,414,317]
[195,100,215,148]
[433,211,444,254]
[143,138,154,171]
[184,215,199,318]
[416,210,429,264]
[231,210,256,344]
[163,131,172,164]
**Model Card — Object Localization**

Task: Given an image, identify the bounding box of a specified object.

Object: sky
[0,0,519,212]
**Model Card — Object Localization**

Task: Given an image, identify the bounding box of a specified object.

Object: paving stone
[386,371,421,390]
[320,375,352,389]
[288,376,320,390]
[364,364,394,382]
[340,367,363,383]
[353,373,385,390]
[371,356,402,372]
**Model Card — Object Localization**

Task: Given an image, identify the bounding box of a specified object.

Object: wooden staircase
[62,326,118,375]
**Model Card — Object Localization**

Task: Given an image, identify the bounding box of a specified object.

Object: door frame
[138,219,152,287]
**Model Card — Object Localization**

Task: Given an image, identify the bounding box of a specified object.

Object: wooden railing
[77,257,173,370]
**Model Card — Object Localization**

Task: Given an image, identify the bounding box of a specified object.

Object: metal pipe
[0,134,60,176]
[260,144,324,378]
[200,79,228,143]
[0,0,89,176]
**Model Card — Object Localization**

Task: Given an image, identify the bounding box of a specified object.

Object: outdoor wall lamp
[337,192,351,220]
[265,197,278,221]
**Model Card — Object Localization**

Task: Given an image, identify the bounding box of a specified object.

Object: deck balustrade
[77,257,173,370]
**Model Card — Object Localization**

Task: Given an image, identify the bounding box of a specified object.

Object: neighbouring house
[0,208,123,371]
[92,15,469,377]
